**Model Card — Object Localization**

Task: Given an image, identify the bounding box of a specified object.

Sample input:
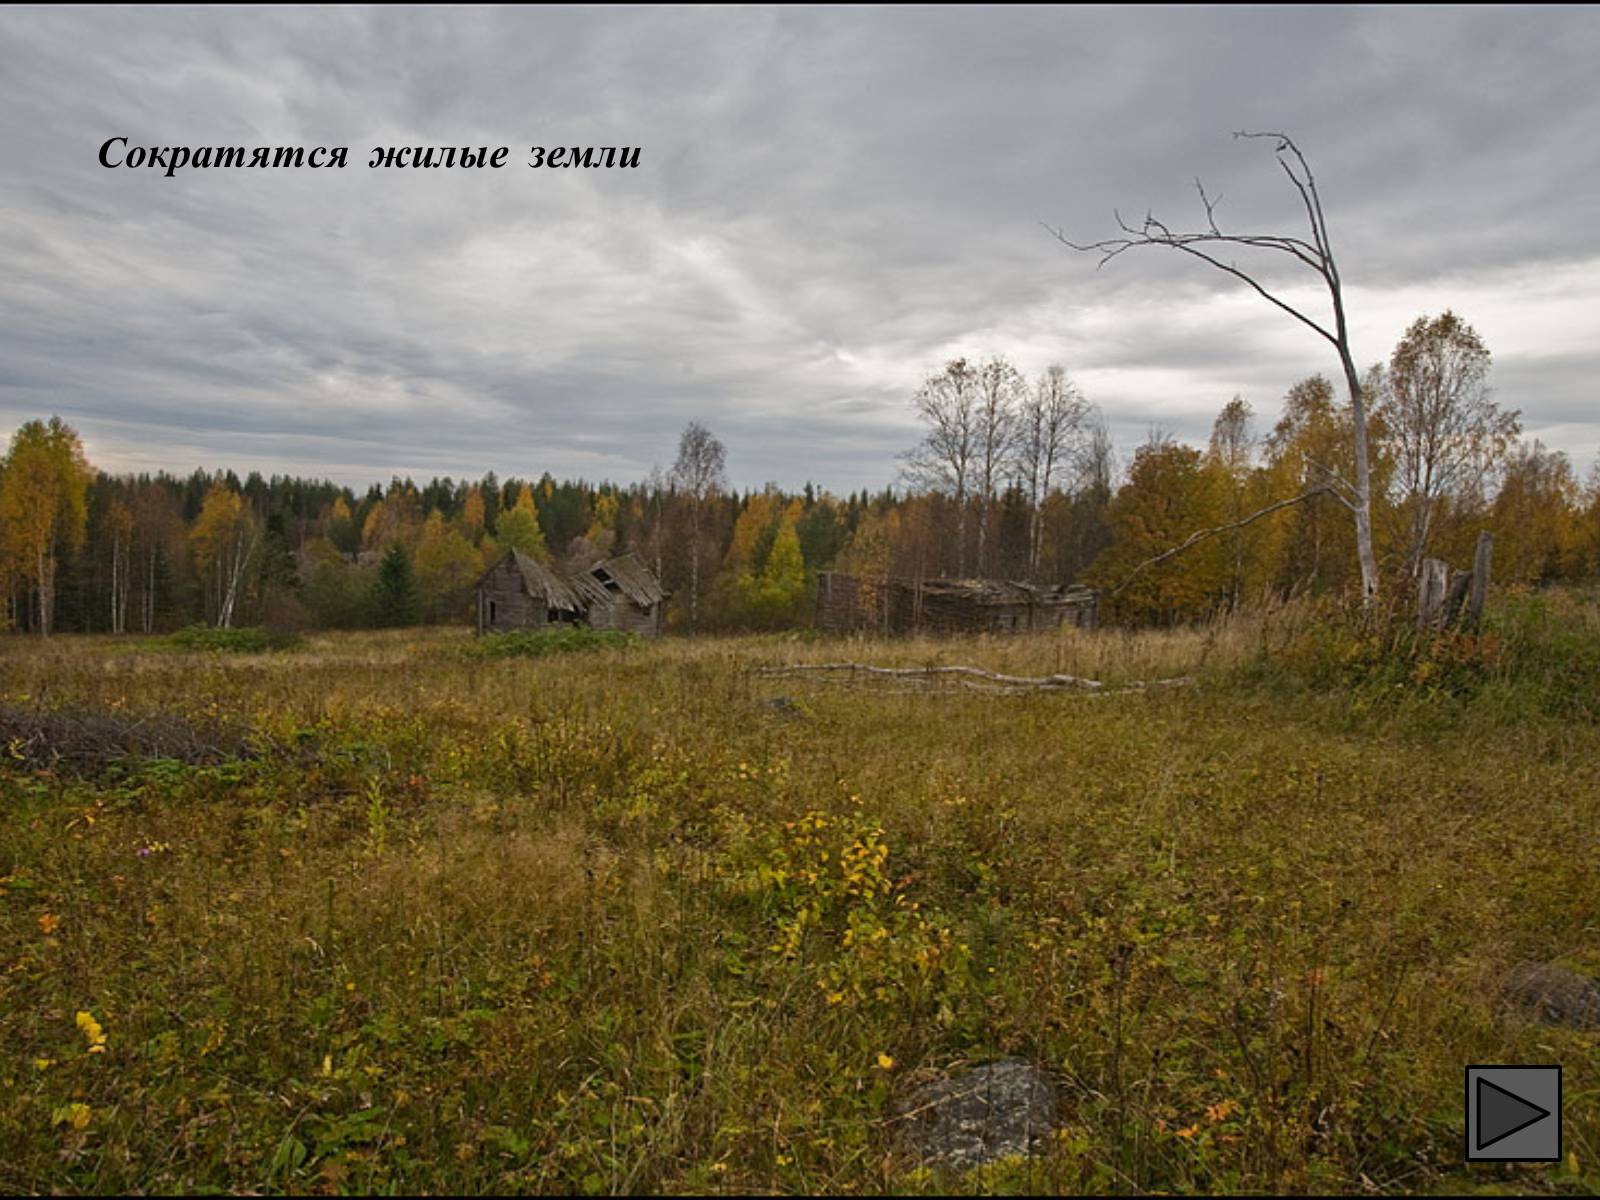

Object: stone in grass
[762,695,804,718]
[893,1058,1059,1172]
[1500,961,1600,1031]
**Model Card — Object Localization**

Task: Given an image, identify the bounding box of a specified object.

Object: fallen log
[755,662,1195,694]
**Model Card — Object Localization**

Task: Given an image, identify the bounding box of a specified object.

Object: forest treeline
[3,312,1598,636]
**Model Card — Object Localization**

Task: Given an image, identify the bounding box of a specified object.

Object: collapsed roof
[499,549,667,612]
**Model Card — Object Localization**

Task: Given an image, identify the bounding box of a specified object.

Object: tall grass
[1,592,1596,1193]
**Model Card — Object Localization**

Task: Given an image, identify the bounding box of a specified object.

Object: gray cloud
[1,5,1596,491]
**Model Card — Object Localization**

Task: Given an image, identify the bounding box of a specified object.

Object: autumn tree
[361,482,423,552]
[1205,397,1274,607]
[1083,438,1228,623]
[710,490,781,626]
[300,537,369,628]
[325,495,360,555]
[972,356,1025,575]
[414,509,482,622]
[583,491,620,558]
[488,483,551,563]
[670,421,727,632]
[190,482,260,628]
[1264,376,1365,595]
[1376,311,1520,576]
[1016,365,1090,579]
[748,516,808,627]
[902,358,980,575]
[104,497,135,634]
[1490,441,1582,585]
[130,482,187,633]
[458,486,487,543]
[0,417,94,636]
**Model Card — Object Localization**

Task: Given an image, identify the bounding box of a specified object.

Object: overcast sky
[2,6,1597,493]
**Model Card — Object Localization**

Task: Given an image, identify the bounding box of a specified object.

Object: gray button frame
[1465,1065,1561,1162]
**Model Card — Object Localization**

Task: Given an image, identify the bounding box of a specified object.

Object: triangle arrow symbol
[1476,1077,1552,1151]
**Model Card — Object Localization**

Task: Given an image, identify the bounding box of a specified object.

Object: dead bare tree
[1051,131,1382,603]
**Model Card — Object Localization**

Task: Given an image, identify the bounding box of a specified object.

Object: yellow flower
[38,912,60,935]
[52,1102,92,1130]
[75,1011,106,1054]
[876,1052,895,1070]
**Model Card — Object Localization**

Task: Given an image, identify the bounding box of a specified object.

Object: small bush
[1232,587,1600,723]
[160,624,305,653]
[468,626,641,659]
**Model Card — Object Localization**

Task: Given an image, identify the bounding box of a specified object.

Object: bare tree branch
[1110,487,1333,597]
[1050,130,1382,601]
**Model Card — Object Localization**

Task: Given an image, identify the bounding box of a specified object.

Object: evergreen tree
[368,543,420,627]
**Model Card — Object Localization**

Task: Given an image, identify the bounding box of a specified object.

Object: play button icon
[1466,1066,1561,1161]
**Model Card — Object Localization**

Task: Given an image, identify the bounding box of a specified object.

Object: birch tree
[1377,310,1519,576]
[1017,365,1090,578]
[0,417,93,636]
[191,482,259,628]
[902,359,979,576]
[105,497,134,634]
[671,421,727,632]
[972,356,1025,576]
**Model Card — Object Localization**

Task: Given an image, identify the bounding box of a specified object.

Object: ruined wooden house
[814,572,1097,635]
[476,550,667,636]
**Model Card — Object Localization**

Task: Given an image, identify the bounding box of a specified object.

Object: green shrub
[159,624,305,653]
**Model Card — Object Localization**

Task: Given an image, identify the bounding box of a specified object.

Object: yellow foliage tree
[488,484,549,562]
[415,509,483,622]
[1491,441,1582,585]
[0,417,93,636]
[1083,440,1228,624]
[190,483,260,628]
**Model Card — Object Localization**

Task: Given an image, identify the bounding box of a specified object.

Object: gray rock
[893,1057,1058,1172]
[1500,961,1600,1031]
[762,695,803,718]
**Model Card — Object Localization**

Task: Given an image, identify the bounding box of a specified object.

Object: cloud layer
[2,6,1596,490]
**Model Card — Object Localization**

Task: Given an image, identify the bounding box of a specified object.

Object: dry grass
[1,596,1597,1194]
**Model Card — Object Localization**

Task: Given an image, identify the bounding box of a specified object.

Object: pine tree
[368,543,420,627]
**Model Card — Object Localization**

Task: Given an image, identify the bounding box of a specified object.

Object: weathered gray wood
[756,661,1196,695]
[1441,569,1473,629]
[1416,557,1450,631]
[1466,531,1494,630]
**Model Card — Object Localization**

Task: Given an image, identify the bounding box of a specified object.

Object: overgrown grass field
[3,591,1599,1194]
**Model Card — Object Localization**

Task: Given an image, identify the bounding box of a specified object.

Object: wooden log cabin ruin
[476,549,667,636]
[814,571,1098,635]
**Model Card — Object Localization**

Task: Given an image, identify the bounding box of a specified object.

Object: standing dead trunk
[1465,531,1493,631]
[1416,558,1450,631]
